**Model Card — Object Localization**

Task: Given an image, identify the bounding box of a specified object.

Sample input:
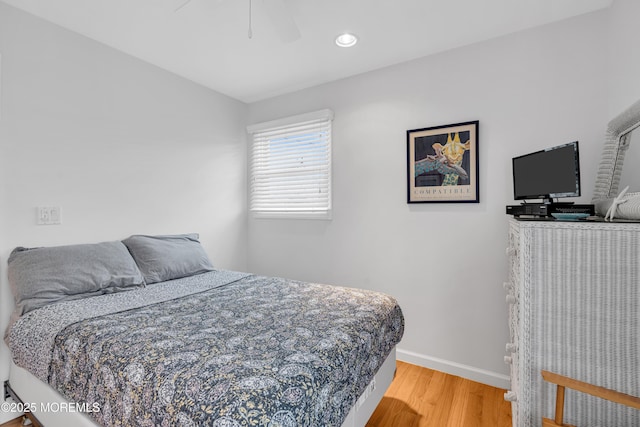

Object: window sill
[251,210,332,220]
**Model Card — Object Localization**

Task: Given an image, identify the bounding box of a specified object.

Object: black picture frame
[407,120,479,203]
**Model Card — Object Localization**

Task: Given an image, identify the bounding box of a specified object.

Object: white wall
[247,11,609,387]
[0,3,248,420]
[607,0,640,116]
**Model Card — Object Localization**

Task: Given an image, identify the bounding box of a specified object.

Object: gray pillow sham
[8,241,145,316]
[122,234,214,284]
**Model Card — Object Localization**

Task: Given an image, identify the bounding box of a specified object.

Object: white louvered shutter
[248,110,333,219]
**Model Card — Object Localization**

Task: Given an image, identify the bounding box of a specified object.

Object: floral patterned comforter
[8,271,404,427]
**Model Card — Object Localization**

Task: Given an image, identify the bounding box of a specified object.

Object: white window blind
[248,109,333,219]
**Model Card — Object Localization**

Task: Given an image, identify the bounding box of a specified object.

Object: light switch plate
[37,206,61,225]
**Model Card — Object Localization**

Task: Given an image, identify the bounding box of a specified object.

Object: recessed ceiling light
[335,33,358,48]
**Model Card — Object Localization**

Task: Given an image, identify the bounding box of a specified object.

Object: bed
[4,234,404,427]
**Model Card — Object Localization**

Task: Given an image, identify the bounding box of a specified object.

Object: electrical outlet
[37,207,62,225]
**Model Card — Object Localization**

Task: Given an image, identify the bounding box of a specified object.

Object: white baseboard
[396,348,510,390]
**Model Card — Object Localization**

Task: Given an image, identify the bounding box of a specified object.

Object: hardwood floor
[0,413,41,427]
[367,361,512,427]
[0,361,512,427]
[0,414,38,427]
[0,417,27,427]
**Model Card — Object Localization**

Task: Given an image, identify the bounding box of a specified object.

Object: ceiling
[2,0,612,103]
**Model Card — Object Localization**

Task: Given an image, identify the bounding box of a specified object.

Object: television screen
[512,141,580,201]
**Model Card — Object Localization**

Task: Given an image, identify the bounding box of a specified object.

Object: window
[247,109,333,219]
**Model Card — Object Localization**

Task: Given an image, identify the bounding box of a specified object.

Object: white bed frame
[7,347,396,427]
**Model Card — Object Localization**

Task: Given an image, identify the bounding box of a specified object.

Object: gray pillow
[122,234,214,284]
[8,241,145,316]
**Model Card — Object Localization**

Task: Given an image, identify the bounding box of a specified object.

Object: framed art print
[407,120,479,203]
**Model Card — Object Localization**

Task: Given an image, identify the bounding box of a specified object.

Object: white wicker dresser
[505,218,640,427]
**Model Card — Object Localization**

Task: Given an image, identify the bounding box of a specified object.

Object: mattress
[7,270,404,426]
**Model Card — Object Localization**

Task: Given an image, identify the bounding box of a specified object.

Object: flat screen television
[512,141,580,203]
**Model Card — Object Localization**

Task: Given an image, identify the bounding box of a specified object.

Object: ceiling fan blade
[173,0,192,13]
[263,0,301,43]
